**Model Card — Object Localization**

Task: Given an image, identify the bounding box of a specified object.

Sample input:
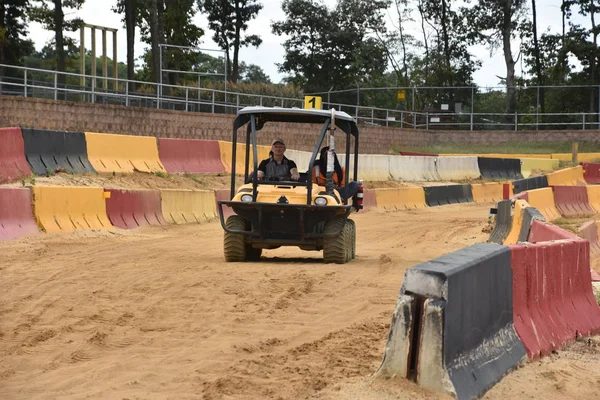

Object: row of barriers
[0,127,568,184]
[376,196,600,400]
[0,186,223,241]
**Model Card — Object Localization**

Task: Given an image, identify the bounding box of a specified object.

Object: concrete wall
[2,95,600,153]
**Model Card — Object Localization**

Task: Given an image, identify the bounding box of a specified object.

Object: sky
[26,0,589,89]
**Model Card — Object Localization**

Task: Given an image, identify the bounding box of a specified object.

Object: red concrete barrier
[552,185,595,216]
[214,189,235,219]
[510,239,600,358]
[158,138,225,173]
[582,163,600,184]
[105,189,167,229]
[528,219,578,242]
[591,270,600,282]
[362,189,377,209]
[0,187,39,241]
[578,221,600,257]
[0,127,31,183]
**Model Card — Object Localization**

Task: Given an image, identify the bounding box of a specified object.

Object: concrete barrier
[0,187,39,241]
[503,199,529,245]
[587,185,600,212]
[362,189,378,208]
[478,157,523,179]
[424,184,473,206]
[552,185,595,217]
[389,156,440,181]
[284,149,313,174]
[471,182,504,203]
[0,127,31,183]
[31,186,113,233]
[435,156,481,181]
[520,158,559,178]
[513,175,548,194]
[373,187,427,209]
[85,132,166,173]
[377,243,525,400]
[160,189,218,224]
[546,165,585,186]
[509,240,600,358]
[105,189,167,229]
[214,189,235,219]
[551,153,600,162]
[489,200,513,244]
[518,207,546,242]
[578,221,600,257]
[582,162,600,184]
[357,154,390,181]
[519,187,561,221]
[158,138,225,173]
[22,129,95,175]
[528,219,578,242]
[218,141,271,174]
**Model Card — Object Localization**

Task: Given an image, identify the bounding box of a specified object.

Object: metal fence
[1,63,599,131]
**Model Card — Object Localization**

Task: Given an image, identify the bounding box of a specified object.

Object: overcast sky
[26,0,589,88]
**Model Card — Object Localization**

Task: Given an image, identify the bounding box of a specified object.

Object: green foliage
[198,0,263,83]
[153,170,168,178]
[0,0,35,71]
[21,174,36,186]
[272,0,389,93]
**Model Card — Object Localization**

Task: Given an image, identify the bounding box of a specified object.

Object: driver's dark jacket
[258,156,297,180]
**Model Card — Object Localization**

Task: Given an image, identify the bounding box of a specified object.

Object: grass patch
[21,174,36,186]
[153,171,169,178]
[183,172,203,184]
[393,141,600,155]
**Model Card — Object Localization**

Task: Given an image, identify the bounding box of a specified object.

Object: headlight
[241,194,253,202]
[314,197,327,206]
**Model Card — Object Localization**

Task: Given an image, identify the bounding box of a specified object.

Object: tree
[198,0,263,83]
[240,63,271,83]
[30,0,85,86]
[272,0,389,93]
[0,0,35,77]
[112,0,137,89]
[530,0,544,114]
[464,0,528,116]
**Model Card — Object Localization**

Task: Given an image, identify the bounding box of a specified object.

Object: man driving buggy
[256,138,300,181]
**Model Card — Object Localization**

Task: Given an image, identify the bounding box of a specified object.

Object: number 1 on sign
[304,96,322,110]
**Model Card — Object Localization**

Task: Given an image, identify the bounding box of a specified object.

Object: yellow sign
[304,95,322,109]
[397,90,406,101]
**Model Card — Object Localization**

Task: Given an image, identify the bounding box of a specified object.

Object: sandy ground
[1,202,600,400]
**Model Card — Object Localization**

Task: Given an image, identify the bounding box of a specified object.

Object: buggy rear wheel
[323,217,350,264]
[347,219,356,260]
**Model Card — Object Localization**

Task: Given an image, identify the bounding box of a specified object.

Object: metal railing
[1,63,599,131]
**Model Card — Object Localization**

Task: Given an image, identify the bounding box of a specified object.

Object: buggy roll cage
[230,107,360,205]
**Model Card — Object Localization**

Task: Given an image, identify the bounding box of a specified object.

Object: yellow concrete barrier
[85,132,166,173]
[160,189,218,224]
[520,158,559,178]
[218,141,271,174]
[587,186,600,212]
[471,183,504,203]
[545,165,585,186]
[373,187,427,209]
[503,199,529,245]
[551,153,600,162]
[525,187,561,221]
[32,186,113,233]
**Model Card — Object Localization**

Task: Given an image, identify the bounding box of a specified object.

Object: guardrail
[1,63,599,131]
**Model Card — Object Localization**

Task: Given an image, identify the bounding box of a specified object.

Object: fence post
[185,88,189,112]
[400,111,404,129]
[236,94,239,110]
[470,86,474,131]
[426,112,429,129]
[514,113,518,131]
[92,75,95,104]
[583,113,586,130]
[260,96,263,106]
[24,69,27,97]
[156,83,160,109]
[413,112,416,129]
[126,83,129,107]
[386,110,389,127]
[54,73,58,101]
[371,108,374,125]
[212,90,215,114]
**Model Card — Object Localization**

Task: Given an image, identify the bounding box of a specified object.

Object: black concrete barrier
[518,207,546,242]
[424,184,473,207]
[489,200,513,244]
[478,157,523,180]
[512,175,548,194]
[22,129,95,175]
[376,243,526,400]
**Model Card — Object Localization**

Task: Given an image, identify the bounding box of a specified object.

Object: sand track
[1,203,599,399]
